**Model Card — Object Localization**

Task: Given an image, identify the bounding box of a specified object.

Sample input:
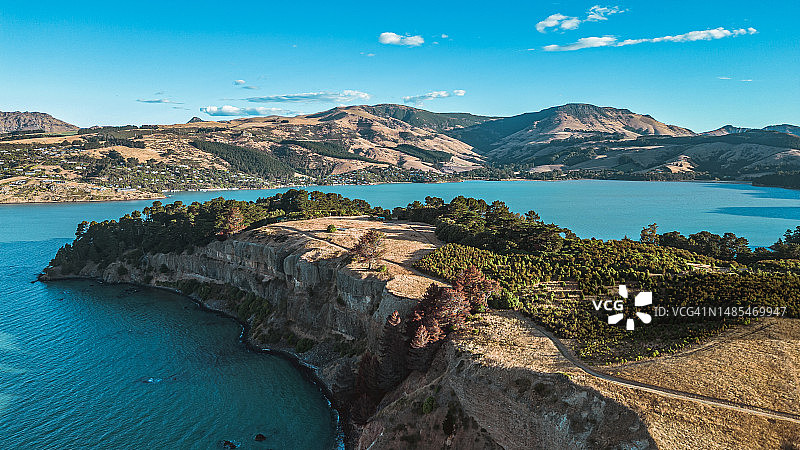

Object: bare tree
[353,230,385,269]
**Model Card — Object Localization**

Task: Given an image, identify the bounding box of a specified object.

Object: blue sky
[1,1,797,131]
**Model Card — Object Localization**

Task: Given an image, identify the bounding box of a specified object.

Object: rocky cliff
[40,218,656,449]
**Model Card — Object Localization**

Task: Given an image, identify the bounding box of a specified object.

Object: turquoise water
[0,252,340,444]
[0,180,798,448]
[3,180,796,246]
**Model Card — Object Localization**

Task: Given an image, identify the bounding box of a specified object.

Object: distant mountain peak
[448,103,695,157]
[0,111,78,133]
[187,116,204,123]
[762,124,800,137]
[702,124,800,138]
[702,125,750,136]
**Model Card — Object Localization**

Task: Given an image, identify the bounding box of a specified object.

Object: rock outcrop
[0,111,78,133]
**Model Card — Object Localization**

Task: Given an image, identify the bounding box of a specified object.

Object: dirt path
[531,324,800,425]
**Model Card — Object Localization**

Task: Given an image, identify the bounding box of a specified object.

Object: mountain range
[4,104,800,182]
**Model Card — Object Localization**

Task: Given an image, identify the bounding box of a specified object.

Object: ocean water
[1,180,798,448]
[0,249,339,445]
[1,180,798,247]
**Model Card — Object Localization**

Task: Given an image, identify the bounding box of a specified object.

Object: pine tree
[221,206,245,237]
[433,287,470,331]
[350,392,375,425]
[350,351,383,424]
[422,314,444,343]
[453,265,500,313]
[378,311,406,390]
[407,324,430,372]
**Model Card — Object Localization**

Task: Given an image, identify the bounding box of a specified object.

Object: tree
[221,206,245,238]
[525,210,541,222]
[640,223,658,244]
[425,196,445,208]
[414,284,470,332]
[353,230,385,269]
[75,221,90,238]
[351,352,381,425]
[407,324,431,372]
[453,266,500,313]
[772,226,800,259]
[378,311,406,390]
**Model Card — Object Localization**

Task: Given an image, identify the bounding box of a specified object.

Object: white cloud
[137,98,183,104]
[241,85,259,90]
[740,79,753,82]
[244,90,371,104]
[441,33,449,39]
[543,36,617,51]
[233,80,246,85]
[536,5,625,33]
[402,90,466,106]
[718,76,732,80]
[379,32,425,47]
[543,27,757,51]
[585,5,624,22]
[200,105,299,116]
[649,27,757,43]
[536,13,574,33]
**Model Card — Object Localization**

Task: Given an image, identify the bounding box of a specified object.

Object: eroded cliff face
[41,220,657,449]
[357,323,655,450]
[42,227,418,404]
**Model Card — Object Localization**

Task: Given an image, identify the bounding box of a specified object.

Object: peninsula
[40,190,800,448]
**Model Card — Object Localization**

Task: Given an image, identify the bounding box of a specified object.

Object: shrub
[295,338,315,353]
[489,289,521,310]
[421,396,437,414]
[326,224,338,233]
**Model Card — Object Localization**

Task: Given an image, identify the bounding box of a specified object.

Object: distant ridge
[446,103,696,157]
[703,123,800,138]
[0,111,78,133]
[763,124,800,137]
[702,125,750,136]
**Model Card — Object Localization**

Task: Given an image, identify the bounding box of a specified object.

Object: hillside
[162,105,484,178]
[3,103,800,203]
[507,130,800,178]
[447,103,696,159]
[0,111,78,133]
[360,104,495,132]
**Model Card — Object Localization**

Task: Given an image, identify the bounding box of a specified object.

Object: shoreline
[5,177,799,206]
[0,193,167,205]
[37,274,349,449]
